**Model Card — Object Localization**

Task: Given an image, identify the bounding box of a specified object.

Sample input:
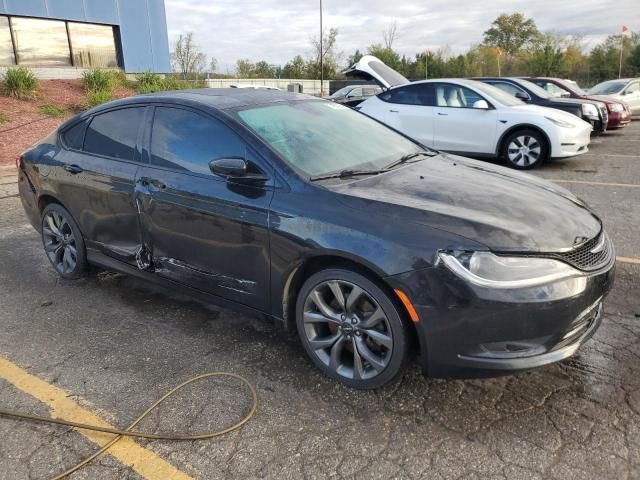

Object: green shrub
[109,69,128,89]
[135,72,164,93]
[0,112,8,124]
[1,67,38,99]
[39,104,67,117]
[82,68,113,93]
[87,89,112,108]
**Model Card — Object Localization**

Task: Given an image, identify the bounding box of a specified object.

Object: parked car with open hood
[523,77,631,130]
[18,88,614,388]
[473,77,609,132]
[588,78,640,115]
[348,56,592,169]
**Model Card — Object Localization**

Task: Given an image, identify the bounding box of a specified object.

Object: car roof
[391,78,484,89]
[93,88,316,112]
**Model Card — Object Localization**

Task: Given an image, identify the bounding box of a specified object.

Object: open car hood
[343,55,410,90]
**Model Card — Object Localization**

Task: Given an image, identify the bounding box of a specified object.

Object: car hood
[343,55,410,89]
[329,154,601,252]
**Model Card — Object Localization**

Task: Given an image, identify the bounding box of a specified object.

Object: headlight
[545,116,575,128]
[438,251,580,289]
[581,103,598,117]
[608,103,624,113]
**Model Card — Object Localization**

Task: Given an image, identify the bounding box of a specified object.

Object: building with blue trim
[0,0,170,72]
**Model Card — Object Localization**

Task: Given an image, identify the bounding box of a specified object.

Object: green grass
[87,89,113,108]
[0,113,8,124]
[82,68,113,93]
[39,104,67,117]
[134,72,206,94]
[1,67,38,99]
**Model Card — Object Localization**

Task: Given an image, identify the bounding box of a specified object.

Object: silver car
[589,78,640,115]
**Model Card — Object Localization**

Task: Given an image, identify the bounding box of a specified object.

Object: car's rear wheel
[296,268,411,389]
[502,129,548,169]
[41,204,88,279]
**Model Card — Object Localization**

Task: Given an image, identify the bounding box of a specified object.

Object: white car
[347,56,593,169]
[588,78,640,115]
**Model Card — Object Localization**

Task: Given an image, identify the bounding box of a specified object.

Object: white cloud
[165,0,639,72]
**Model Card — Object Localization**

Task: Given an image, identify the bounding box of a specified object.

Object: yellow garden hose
[0,372,258,479]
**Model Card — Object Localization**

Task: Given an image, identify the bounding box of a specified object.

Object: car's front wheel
[502,129,548,169]
[41,203,88,279]
[296,268,411,389]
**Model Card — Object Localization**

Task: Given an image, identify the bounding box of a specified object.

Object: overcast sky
[164,0,638,73]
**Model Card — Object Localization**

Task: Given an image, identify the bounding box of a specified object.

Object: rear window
[62,121,86,150]
[84,108,144,160]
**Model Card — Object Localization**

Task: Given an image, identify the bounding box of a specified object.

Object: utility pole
[425,50,428,79]
[619,37,624,79]
[320,0,324,97]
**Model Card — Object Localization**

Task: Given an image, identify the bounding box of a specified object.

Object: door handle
[437,112,448,116]
[389,109,399,113]
[139,177,166,190]
[63,164,83,174]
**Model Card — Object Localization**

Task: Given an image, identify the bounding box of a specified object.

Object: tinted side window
[435,84,485,108]
[627,82,639,94]
[488,82,523,97]
[150,107,246,176]
[383,84,435,106]
[84,108,144,160]
[62,121,87,150]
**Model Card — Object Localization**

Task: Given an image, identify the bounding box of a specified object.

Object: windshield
[590,80,626,95]
[235,101,423,177]
[516,78,553,99]
[329,86,352,98]
[557,79,586,95]
[470,81,525,107]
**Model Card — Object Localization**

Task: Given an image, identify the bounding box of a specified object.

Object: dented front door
[135,105,273,312]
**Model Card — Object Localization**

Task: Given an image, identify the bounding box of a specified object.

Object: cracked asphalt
[0,121,639,480]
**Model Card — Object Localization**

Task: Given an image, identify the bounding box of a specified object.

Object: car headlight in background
[545,116,575,128]
[607,103,624,113]
[438,251,581,289]
[581,103,599,117]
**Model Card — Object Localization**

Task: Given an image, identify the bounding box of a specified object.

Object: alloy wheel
[507,135,541,167]
[302,280,393,381]
[42,211,78,275]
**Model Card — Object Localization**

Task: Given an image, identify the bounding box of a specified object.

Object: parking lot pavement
[0,125,639,480]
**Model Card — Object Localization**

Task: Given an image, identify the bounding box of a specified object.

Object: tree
[308,27,341,79]
[235,59,254,78]
[282,55,307,78]
[516,33,565,76]
[346,49,364,67]
[383,21,398,49]
[483,13,541,59]
[209,57,218,73]
[253,61,275,78]
[171,32,207,77]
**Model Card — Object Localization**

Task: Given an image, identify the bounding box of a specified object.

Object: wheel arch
[281,253,421,353]
[38,194,69,214]
[495,123,551,158]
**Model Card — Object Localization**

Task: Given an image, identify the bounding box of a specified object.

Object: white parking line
[549,179,640,188]
[618,256,640,265]
[583,153,639,158]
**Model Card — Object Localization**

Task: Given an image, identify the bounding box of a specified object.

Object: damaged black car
[18,89,615,389]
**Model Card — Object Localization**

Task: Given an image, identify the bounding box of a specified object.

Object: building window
[11,17,71,66]
[0,16,15,66]
[68,22,118,68]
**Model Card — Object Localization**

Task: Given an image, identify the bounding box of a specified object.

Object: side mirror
[472,99,490,109]
[514,91,530,102]
[209,157,267,182]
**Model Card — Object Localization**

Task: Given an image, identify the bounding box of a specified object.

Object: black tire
[501,129,548,170]
[296,268,411,389]
[41,203,88,279]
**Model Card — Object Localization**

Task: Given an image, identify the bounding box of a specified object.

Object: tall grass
[1,67,38,99]
[135,72,206,94]
[82,68,113,93]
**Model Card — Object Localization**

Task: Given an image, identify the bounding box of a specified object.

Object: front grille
[550,232,612,272]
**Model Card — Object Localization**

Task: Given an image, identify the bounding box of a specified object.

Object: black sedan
[473,77,609,132]
[18,89,615,389]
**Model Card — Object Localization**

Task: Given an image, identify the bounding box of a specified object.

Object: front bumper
[607,111,631,129]
[552,123,591,158]
[387,254,615,379]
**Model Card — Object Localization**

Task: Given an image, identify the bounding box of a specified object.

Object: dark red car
[524,77,632,130]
